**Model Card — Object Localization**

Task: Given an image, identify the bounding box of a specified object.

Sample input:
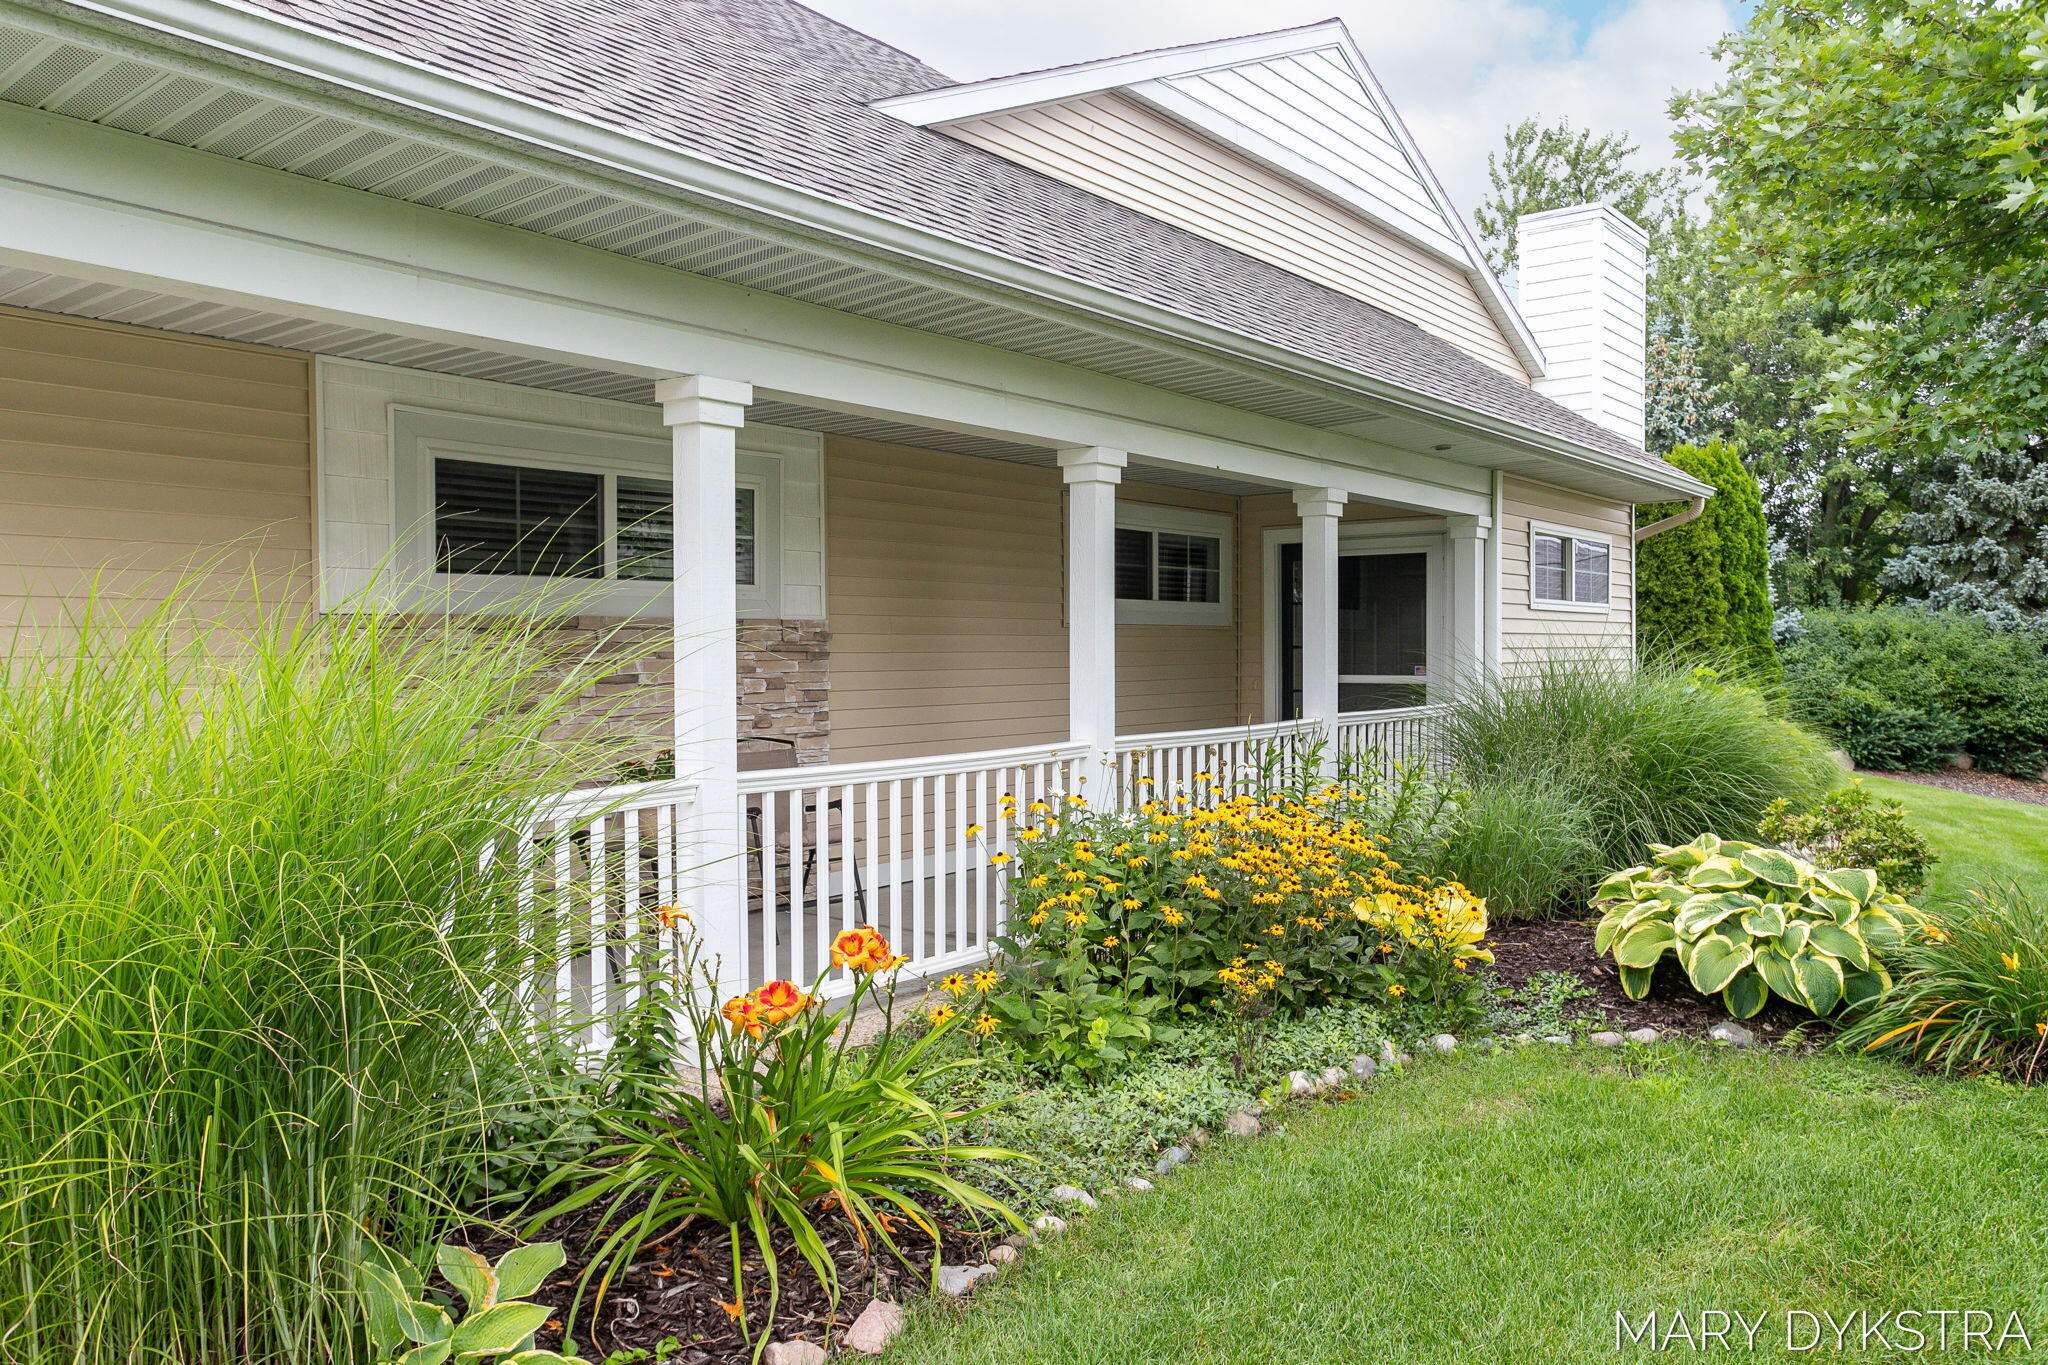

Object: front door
[1279,542,1433,718]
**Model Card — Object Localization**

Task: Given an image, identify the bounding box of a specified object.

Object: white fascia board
[1,0,1688,498]
[869,22,1352,126]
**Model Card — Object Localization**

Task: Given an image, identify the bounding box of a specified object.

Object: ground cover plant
[0,586,626,1365]
[884,1047,2048,1365]
[1431,659,1836,904]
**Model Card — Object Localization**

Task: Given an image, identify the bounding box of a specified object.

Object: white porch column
[1446,515,1491,696]
[1058,447,1126,782]
[1293,487,1346,771]
[656,374,753,989]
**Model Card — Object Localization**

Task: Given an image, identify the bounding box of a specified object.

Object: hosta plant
[1593,834,1919,1019]
[357,1240,585,1365]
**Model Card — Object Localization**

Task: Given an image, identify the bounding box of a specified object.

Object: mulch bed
[451,1197,993,1362]
[1486,917,1816,1045]
[1860,767,2048,808]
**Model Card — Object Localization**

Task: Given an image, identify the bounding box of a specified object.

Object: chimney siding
[1515,204,1648,448]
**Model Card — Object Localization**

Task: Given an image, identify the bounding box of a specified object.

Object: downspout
[1633,496,1707,543]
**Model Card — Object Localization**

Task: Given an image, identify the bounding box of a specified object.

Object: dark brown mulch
[1860,767,2048,807]
[451,1197,993,1363]
[1487,917,1817,1045]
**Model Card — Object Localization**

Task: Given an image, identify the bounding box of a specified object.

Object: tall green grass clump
[0,585,625,1364]
[1433,659,1836,897]
[1434,777,1600,920]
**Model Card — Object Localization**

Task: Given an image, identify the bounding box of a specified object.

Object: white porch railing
[516,706,1443,1038]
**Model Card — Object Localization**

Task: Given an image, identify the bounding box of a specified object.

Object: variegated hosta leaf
[1805,922,1871,972]
[1674,891,1755,938]
[1618,963,1657,1000]
[1808,893,1858,922]
[1721,969,1769,1019]
[1737,846,1805,887]
[1615,920,1677,969]
[1859,907,1907,952]
[1684,934,1755,995]
[1754,946,1798,1003]
[1842,964,1891,1010]
[1595,866,1653,900]
[1692,856,1756,890]
[1741,904,1787,938]
[1778,920,1811,959]
[1815,867,1878,904]
[1791,951,1844,1015]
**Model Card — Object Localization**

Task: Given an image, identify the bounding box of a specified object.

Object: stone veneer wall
[530,615,831,771]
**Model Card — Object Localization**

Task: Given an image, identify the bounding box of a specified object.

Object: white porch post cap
[1057,445,1127,483]
[1292,486,1347,519]
[1445,514,1493,540]
[654,374,754,424]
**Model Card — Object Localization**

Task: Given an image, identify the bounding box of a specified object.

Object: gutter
[11,0,1708,503]
[1633,496,1708,543]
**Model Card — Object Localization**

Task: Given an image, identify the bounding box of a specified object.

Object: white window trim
[314,359,826,620]
[1114,502,1233,627]
[1526,519,1615,615]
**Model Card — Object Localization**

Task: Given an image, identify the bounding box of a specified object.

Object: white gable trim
[876,21,1545,378]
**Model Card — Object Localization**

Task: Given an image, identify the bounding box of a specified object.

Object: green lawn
[895,1048,2048,1364]
[1860,775,2048,910]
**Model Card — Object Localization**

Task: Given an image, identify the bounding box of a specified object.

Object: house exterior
[0,0,1708,997]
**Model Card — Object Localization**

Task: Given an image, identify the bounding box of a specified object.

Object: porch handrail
[738,739,1092,792]
[1111,717,1320,752]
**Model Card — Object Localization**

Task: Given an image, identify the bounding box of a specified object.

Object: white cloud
[814,0,1734,223]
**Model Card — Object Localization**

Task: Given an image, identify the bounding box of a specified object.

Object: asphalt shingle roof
[232,0,1673,474]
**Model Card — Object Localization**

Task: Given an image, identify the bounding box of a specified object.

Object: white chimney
[1515,204,1648,447]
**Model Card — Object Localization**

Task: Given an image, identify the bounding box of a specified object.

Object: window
[432,458,758,586]
[1531,527,1612,609]
[1113,506,1232,625]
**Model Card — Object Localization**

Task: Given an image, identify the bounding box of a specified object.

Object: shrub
[1433,658,1837,885]
[1838,885,2048,1080]
[1435,776,1601,919]
[0,587,624,1365]
[1593,833,1920,1019]
[1782,607,2048,776]
[984,784,1493,1064]
[1757,783,1938,895]
[531,929,1019,1348]
[1637,440,1779,680]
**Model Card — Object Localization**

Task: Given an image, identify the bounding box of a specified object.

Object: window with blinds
[1531,529,1611,607]
[1115,527,1222,603]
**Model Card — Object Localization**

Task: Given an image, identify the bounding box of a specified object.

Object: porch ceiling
[0,266,1284,497]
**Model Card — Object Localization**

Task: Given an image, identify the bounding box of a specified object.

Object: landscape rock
[1379,1040,1399,1064]
[1124,1176,1154,1192]
[1185,1127,1211,1148]
[1048,1184,1098,1209]
[844,1300,904,1355]
[1626,1027,1661,1045]
[1397,1053,1413,1066]
[1318,1065,1349,1090]
[1348,1054,1379,1081]
[1543,1035,1571,1045]
[1510,1033,1534,1045]
[987,1244,1020,1266]
[1154,1145,1192,1174]
[935,1263,997,1297]
[1429,1033,1459,1054]
[765,1341,828,1365]
[1707,1021,1757,1047]
[1285,1070,1317,1097]
[1224,1109,1262,1138]
[1031,1214,1068,1236]
[1590,1031,1626,1048]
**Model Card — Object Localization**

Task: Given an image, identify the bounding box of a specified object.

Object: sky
[806,0,1742,222]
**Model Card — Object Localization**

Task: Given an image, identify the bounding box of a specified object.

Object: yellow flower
[1162,908,1187,926]
[1387,983,1407,998]
[928,1004,956,1025]
[1064,909,1090,928]
[940,973,968,997]
[1019,827,1043,841]
[2002,952,2021,971]
[971,1013,1000,1036]
[963,824,984,838]
[1029,874,1050,888]
[973,968,1000,992]
[989,851,1012,867]
[1102,935,1120,948]
[1028,910,1049,926]
[1122,897,1143,910]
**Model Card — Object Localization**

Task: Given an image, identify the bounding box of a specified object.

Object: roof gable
[874,21,1541,375]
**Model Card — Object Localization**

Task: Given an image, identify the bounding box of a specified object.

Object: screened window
[434,457,757,584]
[1532,530,1611,607]
[1115,528,1222,604]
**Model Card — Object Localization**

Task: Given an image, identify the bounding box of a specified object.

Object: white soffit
[873,21,1544,376]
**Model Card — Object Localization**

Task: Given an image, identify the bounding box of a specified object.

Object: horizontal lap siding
[1498,475,1635,670]
[0,307,314,643]
[823,435,1241,762]
[946,94,1529,383]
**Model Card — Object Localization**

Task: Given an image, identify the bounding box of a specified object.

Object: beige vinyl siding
[0,306,313,645]
[945,93,1530,383]
[824,435,1242,762]
[1498,475,1635,669]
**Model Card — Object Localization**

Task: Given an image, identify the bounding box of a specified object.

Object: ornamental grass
[0,582,623,1365]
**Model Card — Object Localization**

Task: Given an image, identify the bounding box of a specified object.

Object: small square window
[1112,508,1231,625]
[1155,532,1221,604]
[1531,528,1611,608]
